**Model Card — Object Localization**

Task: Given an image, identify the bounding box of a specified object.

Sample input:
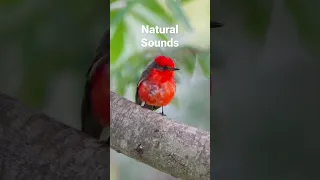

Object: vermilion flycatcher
[81,30,110,144]
[135,56,179,116]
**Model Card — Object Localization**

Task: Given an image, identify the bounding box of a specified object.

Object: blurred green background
[213,0,320,179]
[110,0,210,179]
[2,0,319,179]
[0,0,210,180]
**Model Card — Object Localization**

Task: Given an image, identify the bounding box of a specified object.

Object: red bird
[81,30,110,144]
[135,56,179,116]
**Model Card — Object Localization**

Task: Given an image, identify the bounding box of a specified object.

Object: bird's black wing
[81,77,104,139]
[81,29,109,139]
[135,61,161,111]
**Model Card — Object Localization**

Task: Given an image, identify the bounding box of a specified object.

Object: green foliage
[110,21,126,63]
[138,0,173,24]
[219,0,320,55]
[197,53,210,78]
[130,11,168,41]
[285,0,320,54]
[222,0,273,41]
[165,0,192,30]
[0,0,107,107]
[110,0,210,101]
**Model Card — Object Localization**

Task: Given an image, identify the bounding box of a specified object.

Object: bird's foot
[159,112,166,116]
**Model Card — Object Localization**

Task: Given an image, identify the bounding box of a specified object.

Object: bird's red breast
[138,68,176,107]
[90,64,110,127]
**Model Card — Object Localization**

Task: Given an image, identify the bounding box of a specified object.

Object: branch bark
[0,92,210,180]
[0,93,109,180]
[110,91,210,180]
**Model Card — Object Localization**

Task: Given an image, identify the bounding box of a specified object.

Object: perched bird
[135,56,179,116]
[81,29,110,144]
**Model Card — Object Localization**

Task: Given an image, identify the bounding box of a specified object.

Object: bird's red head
[146,56,179,82]
[154,56,180,71]
[155,56,175,68]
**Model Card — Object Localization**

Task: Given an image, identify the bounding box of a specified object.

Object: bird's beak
[211,21,223,28]
[172,67,180,71]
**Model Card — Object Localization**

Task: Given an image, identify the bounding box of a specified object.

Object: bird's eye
[163,66,168,69]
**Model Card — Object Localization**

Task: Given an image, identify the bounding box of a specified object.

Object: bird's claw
[159,112,166,116]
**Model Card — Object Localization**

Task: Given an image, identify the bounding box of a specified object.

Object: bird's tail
[141,104,160,111]
[81,83,104,139]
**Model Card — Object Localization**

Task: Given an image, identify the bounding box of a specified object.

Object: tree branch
[0,92,210,180]
[110,91,210,180]
[0,93,109,180]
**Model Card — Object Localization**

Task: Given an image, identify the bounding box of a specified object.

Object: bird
[135,56,180,116]
[81,29,110,145]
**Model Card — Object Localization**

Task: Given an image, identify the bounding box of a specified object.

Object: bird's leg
[159,106,166,116]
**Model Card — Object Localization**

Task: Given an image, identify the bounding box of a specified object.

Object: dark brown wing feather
[81,77,104,139]
[81,29,109,139]
[86,30,109,77]
[135,61,161,111]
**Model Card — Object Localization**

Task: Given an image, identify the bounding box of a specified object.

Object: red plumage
[81,29,109,143]
[90,64,109,127]
[135,56,179,114]
[154,56,175,68]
